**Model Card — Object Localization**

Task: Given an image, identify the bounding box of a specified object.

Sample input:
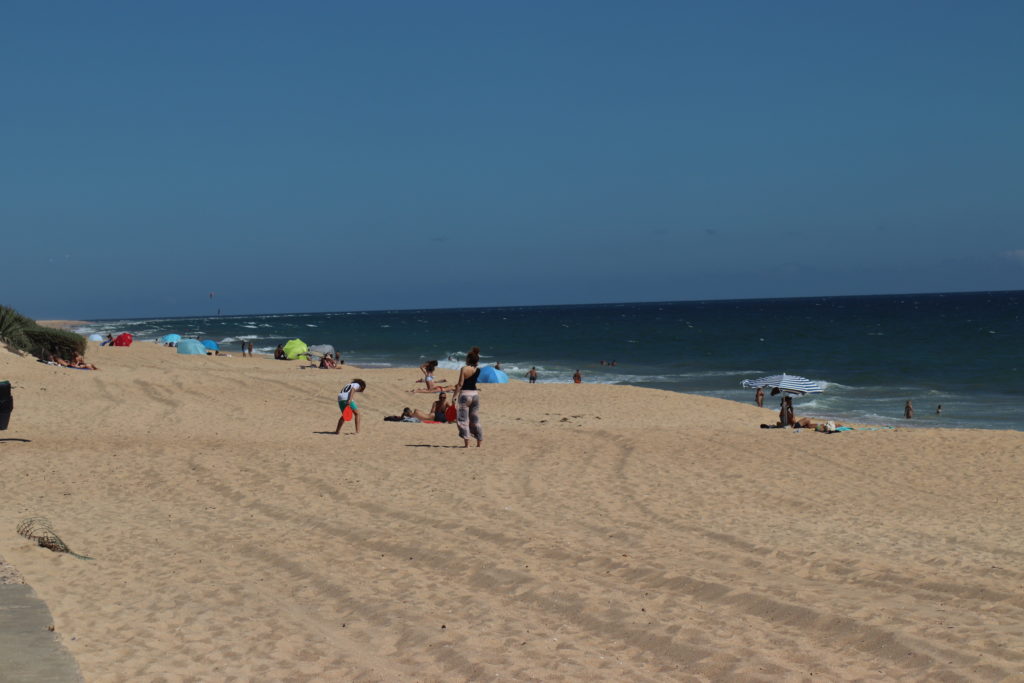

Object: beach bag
[445,404,457,423]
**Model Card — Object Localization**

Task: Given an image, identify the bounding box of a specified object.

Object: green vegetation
[0,304,86,360]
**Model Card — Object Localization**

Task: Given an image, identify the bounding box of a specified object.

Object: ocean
[78,291,1023,431]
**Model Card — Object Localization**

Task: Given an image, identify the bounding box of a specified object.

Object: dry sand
[1,341,1023,680]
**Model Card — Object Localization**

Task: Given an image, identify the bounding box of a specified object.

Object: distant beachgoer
[572,369,582,384]
[453,347,483,447]
[412,360,446,393]
[755,387,764,408]
[527,367,538,384]
[240,340,247,357]
[335,380,366,434]
[71,353,98,370]
[248,342,254,357]
[780,396,795,427]
[494,362,502,371]
[610,360,616,367]
[936,404,942,415]
[904,400,914,419]
[274,344,285,360]
[101,334,113,346]
[600,360,606,366]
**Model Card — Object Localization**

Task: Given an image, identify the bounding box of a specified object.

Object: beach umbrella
[308,344,335,358]
[477,366,509,384]
[87,334,104,342]
[741,373,824,395]
[282,339,309,360]
[201,339,220,351]
[159,334,182,343]
[176,339,207,355]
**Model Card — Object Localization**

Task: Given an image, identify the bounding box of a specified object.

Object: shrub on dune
[0,304,86,360]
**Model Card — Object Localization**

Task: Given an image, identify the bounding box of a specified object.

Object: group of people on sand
[332,347,485,448]
[389,392,455,424]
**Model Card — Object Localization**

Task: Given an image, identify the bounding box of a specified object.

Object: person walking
[754,387,764,408]
[526,367,538,384]
[453,347,483,447]
[904,400,914,419]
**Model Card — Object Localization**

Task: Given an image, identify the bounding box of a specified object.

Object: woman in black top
[453,346,483,447]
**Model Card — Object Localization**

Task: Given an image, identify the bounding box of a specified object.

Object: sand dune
[1,342,1022,680]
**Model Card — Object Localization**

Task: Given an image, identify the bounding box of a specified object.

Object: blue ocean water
[78,291,1023,431]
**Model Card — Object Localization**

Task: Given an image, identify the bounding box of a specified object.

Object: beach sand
[1,341,1023,680]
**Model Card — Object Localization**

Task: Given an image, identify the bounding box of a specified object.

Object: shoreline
[28,319,1021,431]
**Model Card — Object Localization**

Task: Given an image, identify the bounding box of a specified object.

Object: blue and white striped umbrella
[741,373,824,395]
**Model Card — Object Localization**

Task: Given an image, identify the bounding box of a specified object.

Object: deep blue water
[80,291,1023,431]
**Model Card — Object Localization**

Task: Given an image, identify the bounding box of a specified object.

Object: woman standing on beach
[453,347,483,447]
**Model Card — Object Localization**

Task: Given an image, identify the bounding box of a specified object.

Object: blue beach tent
[159,334,182,343]
[201,339,220,351]
[477,366,509,383]
[87,334,104,342]
[176,339,207,355]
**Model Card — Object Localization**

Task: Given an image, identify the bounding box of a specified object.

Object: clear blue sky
[4,1,1022,319]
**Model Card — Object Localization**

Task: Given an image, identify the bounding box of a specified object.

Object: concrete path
[0,558,82,682]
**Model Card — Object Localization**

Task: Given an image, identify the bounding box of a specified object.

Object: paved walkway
[0,558,82,682]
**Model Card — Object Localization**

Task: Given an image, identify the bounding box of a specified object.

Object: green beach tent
[282,339,309,360]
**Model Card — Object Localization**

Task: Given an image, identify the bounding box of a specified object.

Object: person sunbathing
[70,353,98,370]
[411,360,448,392]
[430,392,451,422]
[318,355,336,369]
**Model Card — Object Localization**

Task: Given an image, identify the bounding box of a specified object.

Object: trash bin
[0,380,11,430]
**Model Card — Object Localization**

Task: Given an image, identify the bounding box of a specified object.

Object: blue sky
[4,1,1022,319]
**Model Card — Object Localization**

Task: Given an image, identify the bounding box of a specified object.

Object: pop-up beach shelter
[87,334,104,342]
[477,366,509,383]
[309,344,335,358]
[112,333,133,347]
[176,339,207,355]
[282,339,309,360]
[201,340,220,352]
[159,334,182,344]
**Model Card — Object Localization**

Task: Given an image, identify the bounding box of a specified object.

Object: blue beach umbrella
[741,373,824,395]
[477,366,509,383]
[159,334,182,343]
[176,339,207,355]
[201,339,220,351]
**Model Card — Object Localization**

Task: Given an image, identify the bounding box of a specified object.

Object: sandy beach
[1,340,1023,680]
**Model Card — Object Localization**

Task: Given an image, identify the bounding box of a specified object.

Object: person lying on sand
[71,353,99,370]
[386,393,451,423]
